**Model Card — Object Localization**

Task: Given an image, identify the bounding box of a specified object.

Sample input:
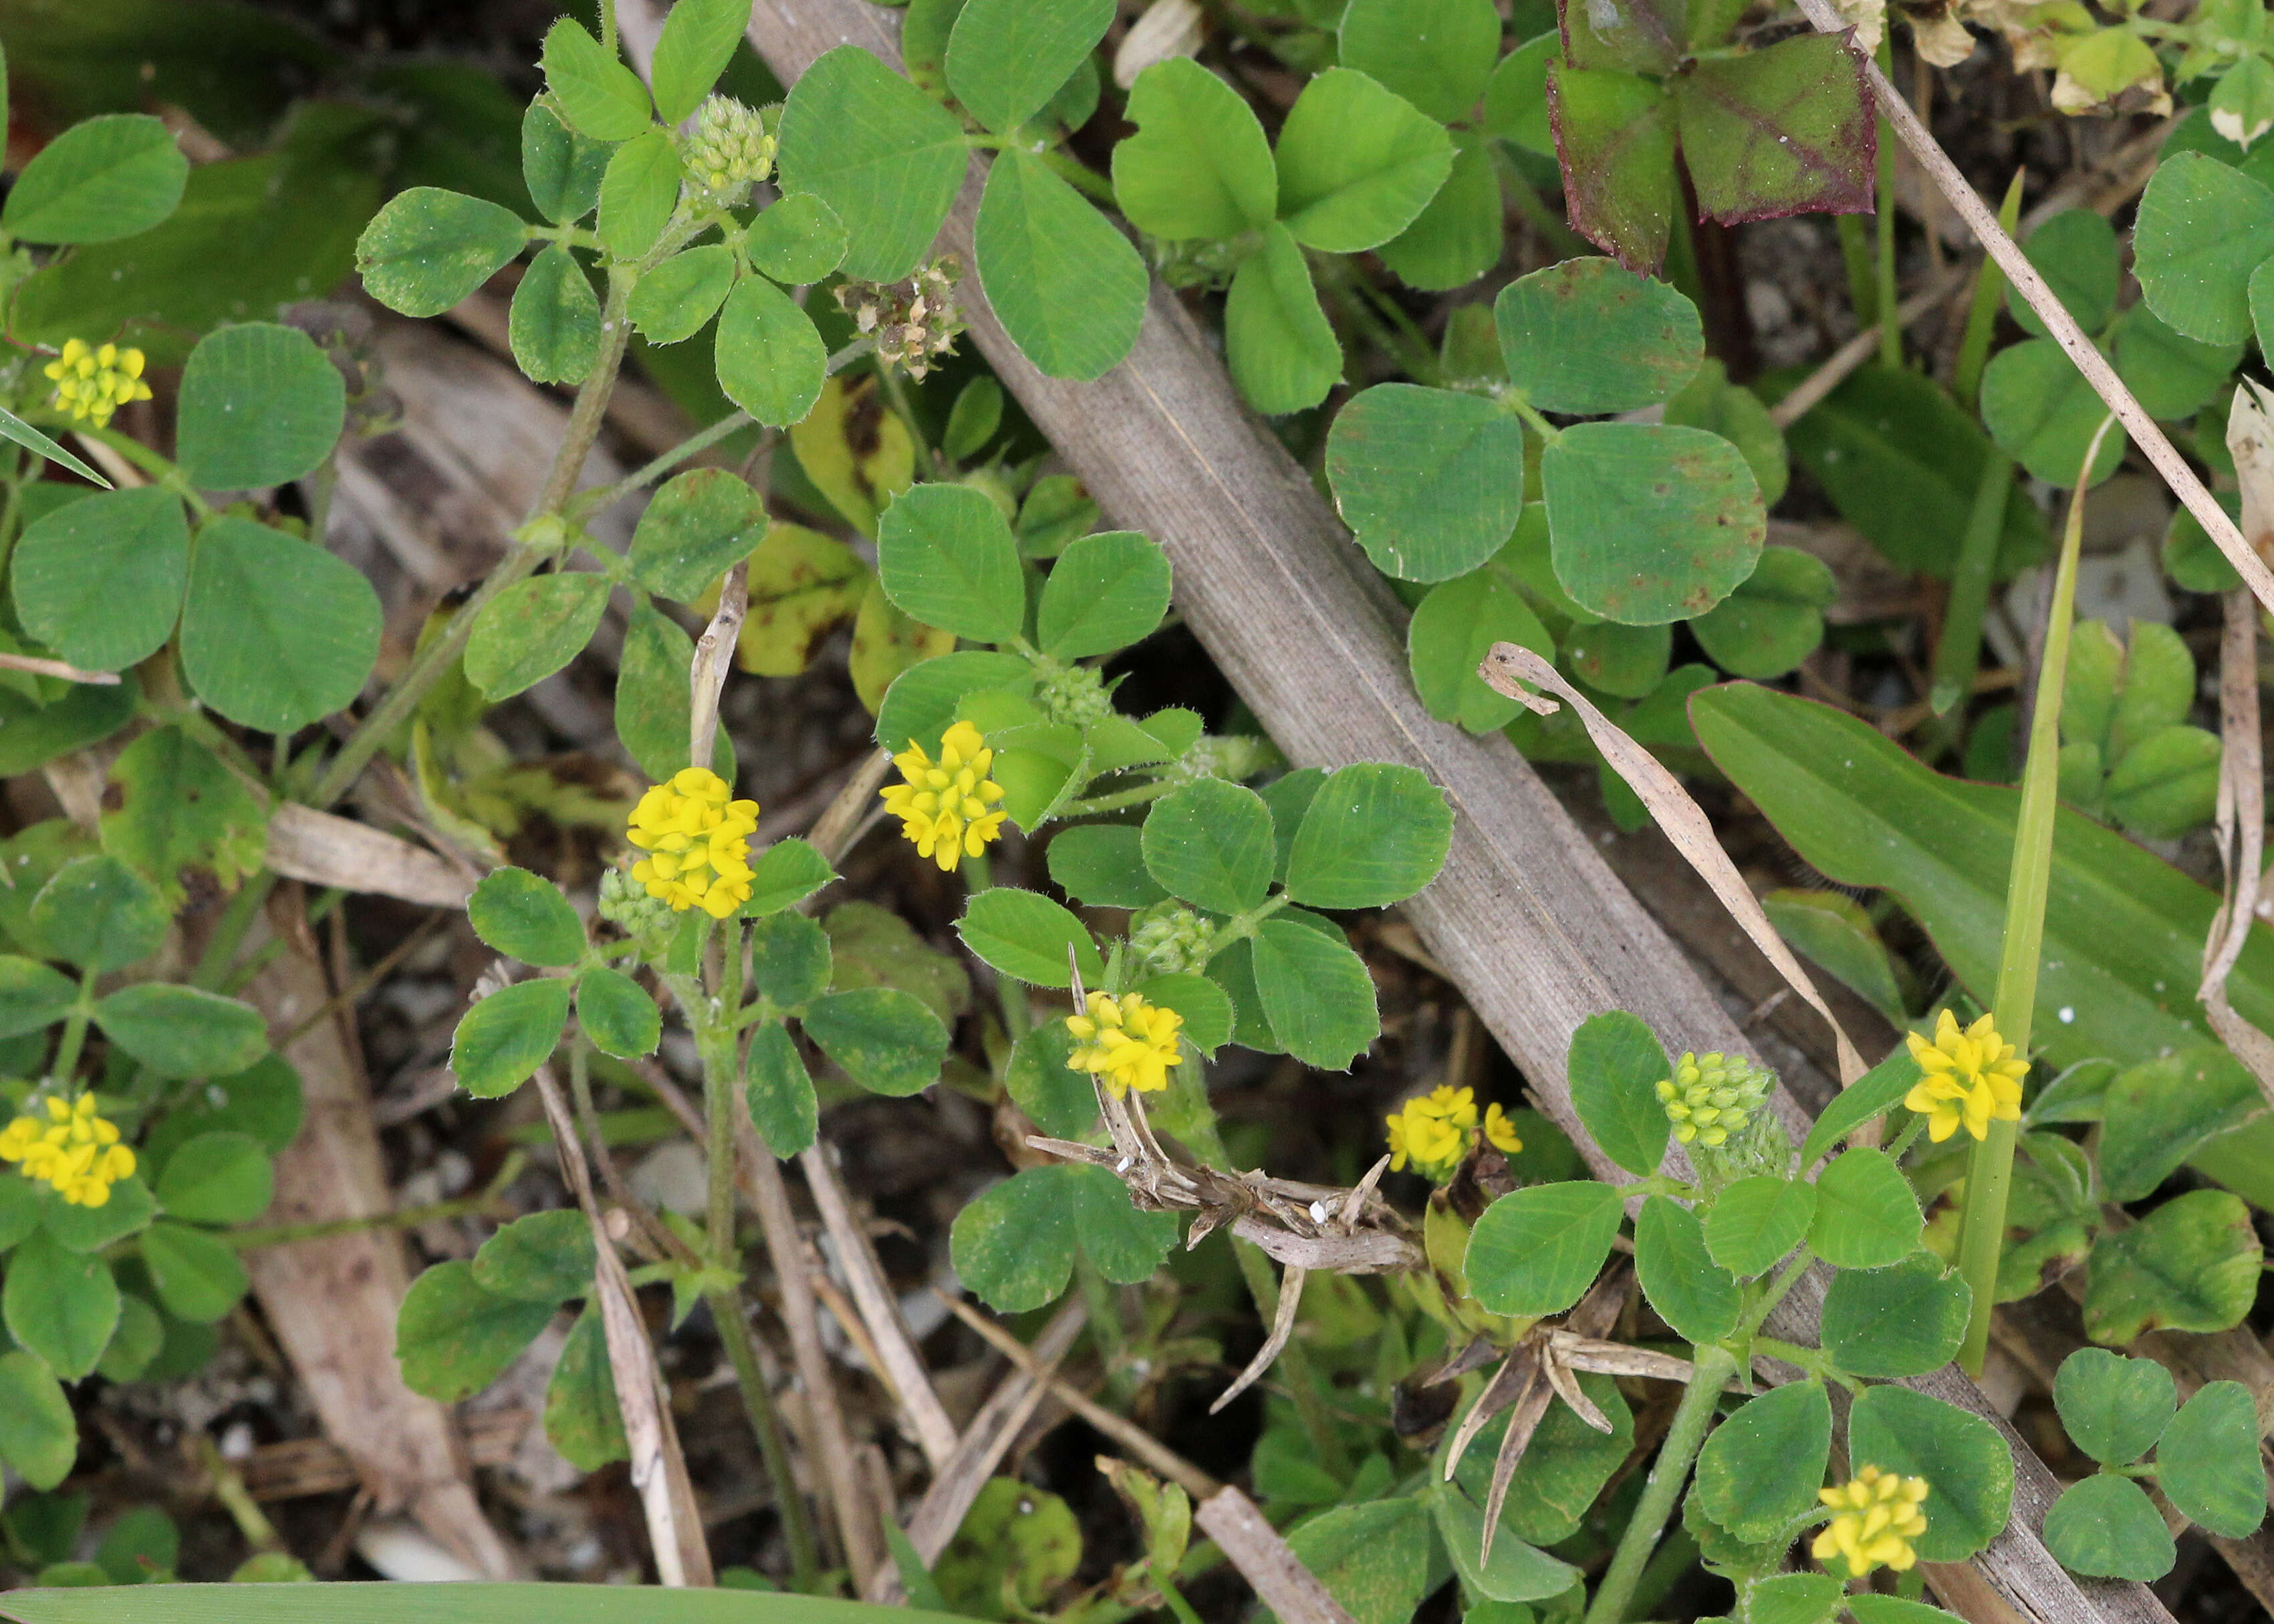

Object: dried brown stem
[532,1064,712,1586]
[690,558,748,770]
[938,1292,1223,1500]
[1794,1,2274,620]
[799,1141,961,1470]
[2202,384,2274,1098]
[868,1302,1088,1603]
[1194,1486,1361,1624]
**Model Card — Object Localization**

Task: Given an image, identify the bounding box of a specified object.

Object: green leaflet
[775,45,968,282]
[176,322,346,491]
[973,151,1145,381]
[948,1163,1178,1313]
[1691,682,2274,1077]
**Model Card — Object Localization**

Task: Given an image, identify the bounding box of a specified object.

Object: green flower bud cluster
[1163,734,1274,787]
[1656,1051,1774,1147]
[684,95,774,200]
[1037,661,1115,730]
[598,865,679,949]
[1129,903,1218,975]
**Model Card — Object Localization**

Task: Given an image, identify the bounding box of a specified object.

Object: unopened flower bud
[685,95,775,199]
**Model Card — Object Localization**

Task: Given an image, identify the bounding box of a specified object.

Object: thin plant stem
[1929,454,2015,718]
[578,410,756,515]
[1034,146,1119,207]
[1174,1107,1351,1479]
[1228,1239,1352,1480]
[1156,1577,1208,1624]
[1952,172,2025,410]
[49,968,96,1085]
[191,871,279,991]
[1952,414,2119,1375]
[1056,779,1177,819]
[662,948,825,1589]
[1073,1252,1135,1405]
[1737,1250,1815,1339]
[309,270,638,809]
[961,851,1031,1039]
[1581,1343,1739,1624]
[707,1284,823,1593]
[1874,41,1901,372]
[1836,215,1877,331]
[217,1153,526,1250]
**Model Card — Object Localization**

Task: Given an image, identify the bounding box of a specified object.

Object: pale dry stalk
[1794,0,2274,620]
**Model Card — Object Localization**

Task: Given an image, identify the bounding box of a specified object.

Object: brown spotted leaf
[1539,421,1765,624]
[1674,34,1874,225]
[733,523,873,678]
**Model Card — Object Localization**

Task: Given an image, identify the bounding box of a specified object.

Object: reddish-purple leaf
[1559,0,1686,75]
[1549,62,1676,272]
[1674,34,1874,225]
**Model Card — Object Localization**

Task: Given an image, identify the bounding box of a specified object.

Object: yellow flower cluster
[1065,990,1183,1097]
[1812,1465,1930,1580]
[1904,1008,2028,1143]
[45,340,153,428]
[1655,1051,1771,1147]
[626,768,760,918]
[1384,1085,1521,1181]
[0,1094,137,1207]
[881,721,1007,873]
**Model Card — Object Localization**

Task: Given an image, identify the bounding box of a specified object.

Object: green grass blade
[0,1583,971,1624]
[0,404,113,489]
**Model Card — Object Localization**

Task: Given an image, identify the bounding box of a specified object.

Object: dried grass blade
[798,1142,961,1471]
[1791,0,2274,622]
[265,803,478,908]
[870,1302,1087,1601]
[1194,1486,1362,1624]
[1211,1264,1307,1413]
[533,1065,712,1586]
[689,558,747,769]
[2202,384,2274,1101]
[1479,642,1865,1085]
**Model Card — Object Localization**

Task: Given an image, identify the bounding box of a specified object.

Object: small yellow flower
[1483,1101,1523,1156]
[1385,1085,1502,1180]
[0,1093,136,1206]
[1904,1008,2028,1143]
[1065,990,1183,1097]
[1812,1465,1930,1580]
[626,767,761,919]
[44,339,153,429]
[880,720,1007,873]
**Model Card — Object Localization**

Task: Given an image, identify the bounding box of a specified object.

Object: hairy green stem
[1033,146,1119,207]
[1953,415,2118,1375]
[1737,1249,1815,1339]
[49,968,97,1085]
[707,1284,822,1593]
[310,270,637,809]
[1056,779,1177,819]
[662,947,824,1588]
[578,410,756,516]
[1582,1343,1738,1624]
